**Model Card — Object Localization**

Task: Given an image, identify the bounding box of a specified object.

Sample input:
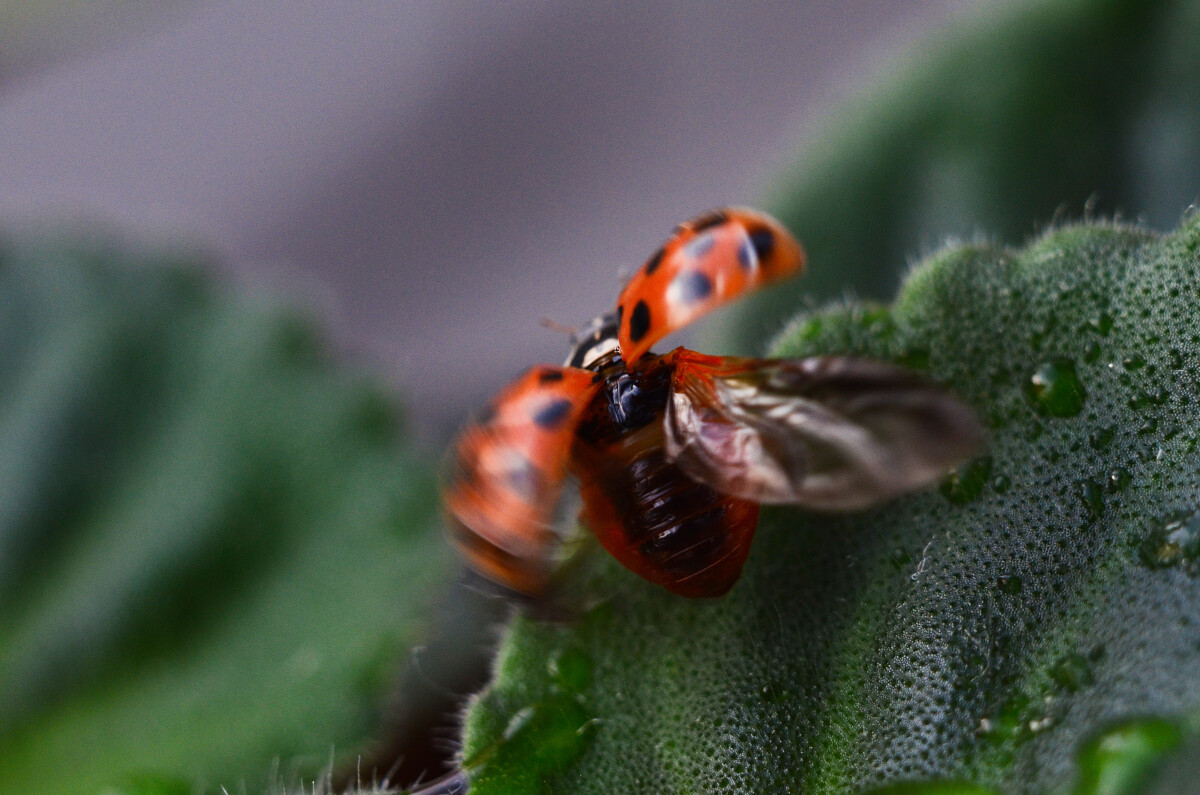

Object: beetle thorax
[565,310,620,370]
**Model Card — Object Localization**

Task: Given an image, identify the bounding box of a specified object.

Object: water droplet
[979,677,1071,746]
[996,575,1023,595]
[471,695,597,792]
[991,474,1012,494]
[1106,468,1131,492]
[1123,355,1146,371]
[1087,312,1115,336]
[1028,359,1086,417]
[1138,511,1200,570]
[940,456,993,504]
[1077,480,1105,521]
[1084,341,1103,363]
[549,646,593,693]
[763,681,793,705]
[1049,652,1094,693]
[1089,426,1116,451]
[978,694,1031,743]
[1074,717,1182,795]
[1128,387,1169,410]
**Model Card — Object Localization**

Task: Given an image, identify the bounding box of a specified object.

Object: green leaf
[718,0,1200,353]
[460,215,1200,793]
[1073,717,1183,795]
[0,234,449,793]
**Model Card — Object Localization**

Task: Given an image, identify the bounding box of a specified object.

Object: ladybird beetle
[444,208,983,598]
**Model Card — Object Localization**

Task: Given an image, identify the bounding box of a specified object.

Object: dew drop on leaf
[1089,426,1116,451]
[1048,652,1095,693]
[940,457,993,504]
[1028,358,1086,417]
[1138,511,1200,570]
[1087,312,1115,336]
[470,694,597,793]
[549,646,593,694]
[996,575,1023,596]
[1106,468,1132,492]
[1076,480,1106,521]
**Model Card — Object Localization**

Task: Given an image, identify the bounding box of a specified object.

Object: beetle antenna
[539,316,577,338]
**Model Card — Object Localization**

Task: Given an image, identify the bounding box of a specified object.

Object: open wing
[663,349,984,510]
[616,208,805,365]
[442,365,598,595]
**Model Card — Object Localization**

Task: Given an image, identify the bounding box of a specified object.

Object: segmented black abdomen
[617,449,731,579]
[572,353,759,597]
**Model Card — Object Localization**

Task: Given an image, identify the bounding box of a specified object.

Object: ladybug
[443,208,983,598]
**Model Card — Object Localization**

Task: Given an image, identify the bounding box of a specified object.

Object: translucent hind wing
[663,350,984,510]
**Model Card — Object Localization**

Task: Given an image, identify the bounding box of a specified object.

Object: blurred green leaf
[1072,717,1183,795]
[461,214,1200,792]
[0,234,449,793]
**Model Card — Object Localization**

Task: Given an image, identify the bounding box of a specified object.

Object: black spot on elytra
[533,397,573,429]
[644,247,665,276]
[629,300,651,343]
[538,369,564,383]
[749,226,775,262]
[672,270,713,305]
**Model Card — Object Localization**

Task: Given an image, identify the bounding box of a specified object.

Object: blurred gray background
[0,1,973,441]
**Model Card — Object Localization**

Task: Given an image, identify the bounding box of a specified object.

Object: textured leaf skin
[0,235,449,793]
[460,215,1200,794]
[719,0,1200,353]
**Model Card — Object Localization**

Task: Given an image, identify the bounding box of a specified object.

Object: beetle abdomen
[576,444,759,597]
